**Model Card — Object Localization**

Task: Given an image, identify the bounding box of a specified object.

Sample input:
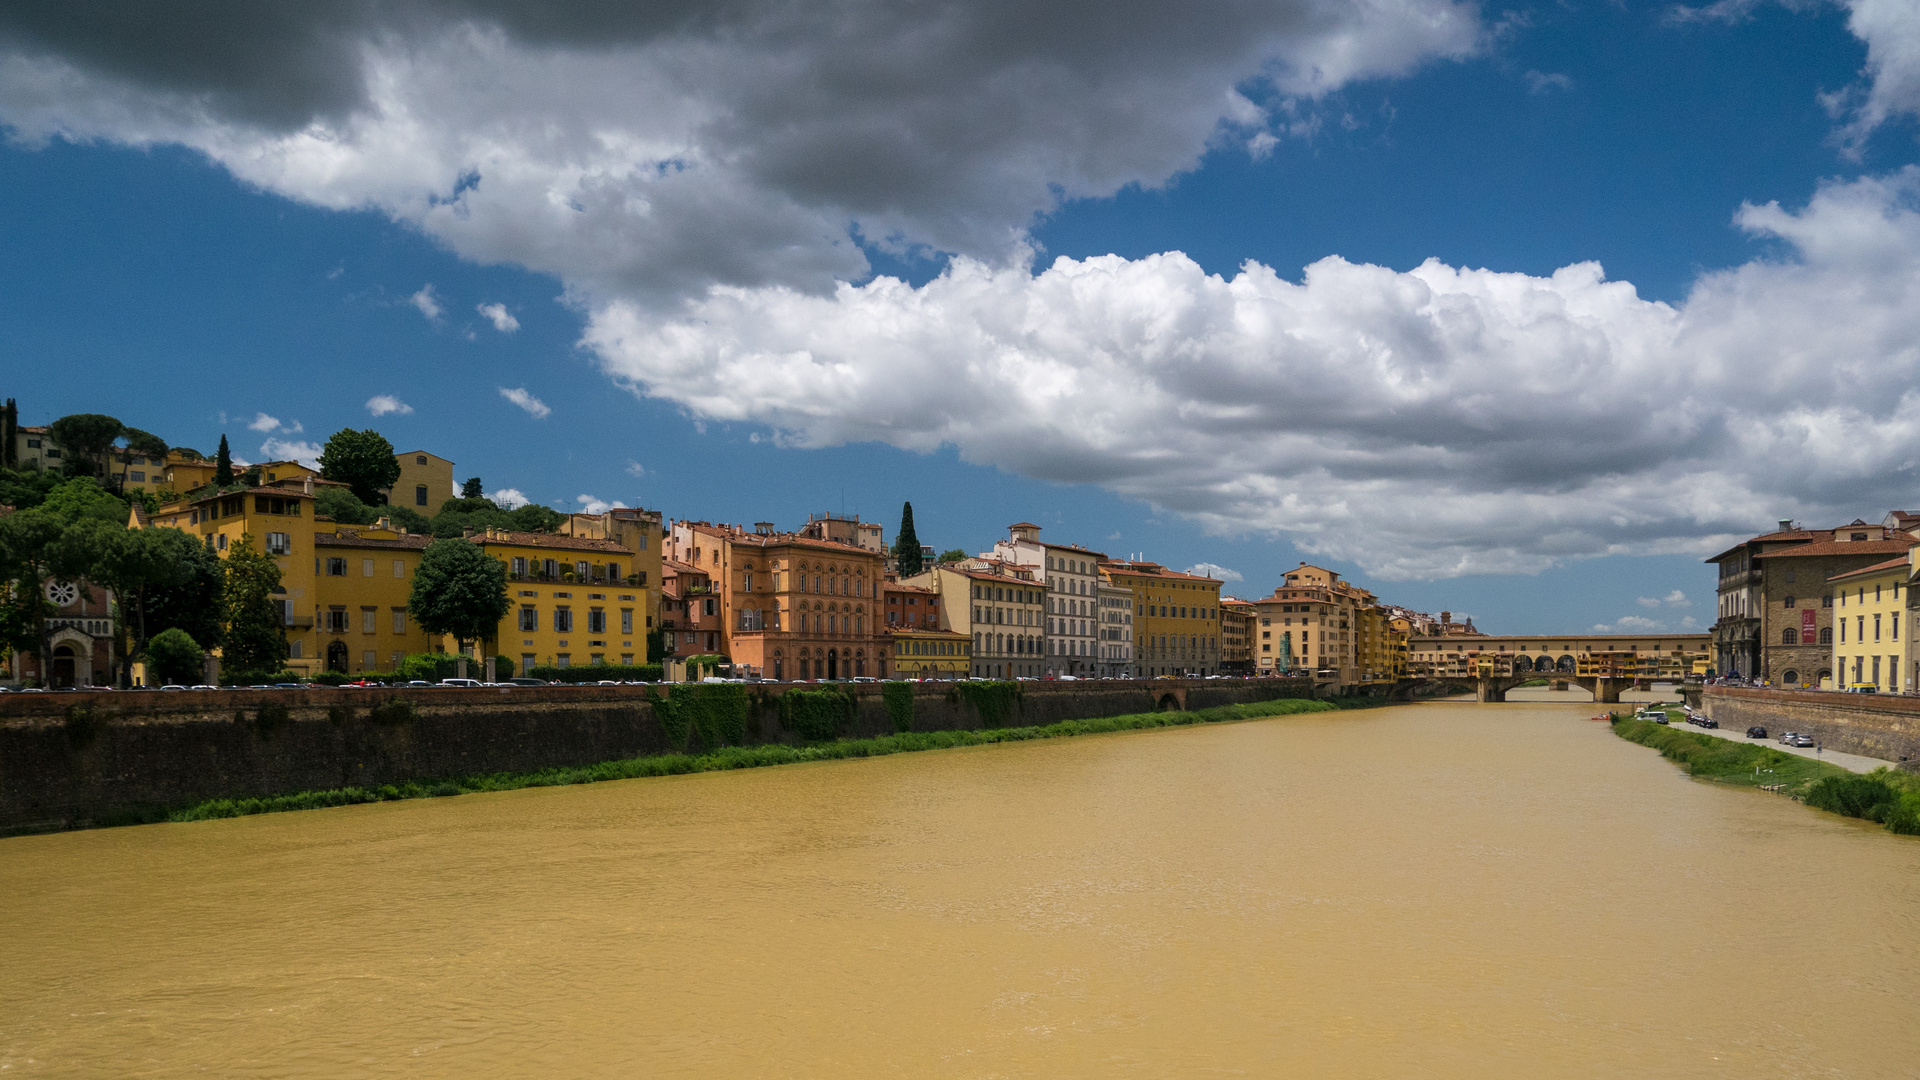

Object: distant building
[986,522,1107,676]
[389,450,456,511]
[1099,560,1222,677]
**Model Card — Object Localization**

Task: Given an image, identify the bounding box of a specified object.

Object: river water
[4,702,1918,1078]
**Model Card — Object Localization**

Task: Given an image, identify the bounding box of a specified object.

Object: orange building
[661,559,725,658]
[667,520,887,681]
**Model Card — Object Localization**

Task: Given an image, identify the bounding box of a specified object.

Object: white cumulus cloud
[5,2,1919,578]
[1636,596,1663,609]
[1663,590,1689,607]
[366,394,414,416]
[498,386,550,418]
[1187,562,1243,582]
[624,460,646,478]
[576,494,629,515]
[1592,614,1671,633]
[259,438,324,469]
[489,487,530,510]
[476,302,519,333]
[410,283,443,321]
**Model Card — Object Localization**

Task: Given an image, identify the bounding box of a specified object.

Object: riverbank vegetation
[132,697,1341,827]
[1610,715,1920,835]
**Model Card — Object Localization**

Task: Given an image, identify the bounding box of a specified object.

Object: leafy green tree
[144,628,204,685]
[938,548,968,563]
[0,479,119,680]
[116,428,168,487]
[893,501,923,576]
[461,476,484,498]
[318,428,400,505]
[92,525,199,685]
[48,413,123,478]
[214,435,234,488]
[314,486,379,526]
[146,533,224,651]
[386,505,433,534]
[220,533,288,677]
[0,467,64,512]
[409,538,510,655]
[37,477,129,525]
[507,503,564,532]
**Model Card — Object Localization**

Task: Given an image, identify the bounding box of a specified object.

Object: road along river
[4,701,1917,1078]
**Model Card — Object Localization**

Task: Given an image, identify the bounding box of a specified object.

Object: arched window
[1783,628,1798,645]
[1823,594,1833,607]
[1782,669,1799,684]
[1819,627,1832,644]
[1784,596,1796,608]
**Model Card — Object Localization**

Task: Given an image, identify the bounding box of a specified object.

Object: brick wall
[1702,686,1920,768]
[0,678,1316,836]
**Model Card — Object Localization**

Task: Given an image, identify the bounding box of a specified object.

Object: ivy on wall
[882,681,915,733]
[781,687,854,742]
[651,683,750,751]
[950,680,1023,728]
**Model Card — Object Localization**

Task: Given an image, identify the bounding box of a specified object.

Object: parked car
[439,678,484,688]
[507,677,548,686]
[159,684,187,691]
[1746,726,1768,739]
[1699,718,1718,729]
[1777,731,1799,744]
[1790,734,1816,747]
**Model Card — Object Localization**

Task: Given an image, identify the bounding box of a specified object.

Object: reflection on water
[4,703,1917,1078]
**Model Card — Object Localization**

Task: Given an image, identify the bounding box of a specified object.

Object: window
[326,608,349,633]
[1783,628,1797,645]
[393,610,407,634]
[362,608,377,633]
[326,557,347,576]
[554,608,573,632]
[1783,596,1795,608]
[621,609,633,634]
[519,607,538,631]
[416,455,428,465]
[266,532,291,555]
[363,558,375,577]
[512,557,527,577]
[394,560,406,578]
[588,609,606,633]
[1823,594,1833,607]
[704,597,718,616]
[415,484,428,506]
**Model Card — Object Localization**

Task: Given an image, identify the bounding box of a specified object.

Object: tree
[144,628,204,686]
[409,537,510,655]
[461,476,484,499]
[314,486,379,526]
[937,548,968,563]
[0,479,119,681]
[318,428,400,505]
[146,533,223,652]
[892,501,923,576]
[221,533,287,677]
[48,413,123,479]
[214,435,234,488]
[116,427,168,487]
[92,525,194,685]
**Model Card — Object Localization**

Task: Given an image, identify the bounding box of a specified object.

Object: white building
[1096,580,1135,677]
[988,522,1108,676]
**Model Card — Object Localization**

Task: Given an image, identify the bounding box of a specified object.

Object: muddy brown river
[3,702,1917,1077]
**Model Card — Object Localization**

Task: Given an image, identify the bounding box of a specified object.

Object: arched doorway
[826,649,839,680]
[51,644,76,689]
[1512,655,1533,674]
[326,640,349,674]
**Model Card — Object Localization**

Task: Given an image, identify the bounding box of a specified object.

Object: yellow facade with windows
[1829,552,1914,692]
[312,525,434,674]
[1098,561,1222,677]
[391,450,456,512]
[142,486,320,673]
[475,528,650,671]
[884,628,972,679]
[559,508,664,652]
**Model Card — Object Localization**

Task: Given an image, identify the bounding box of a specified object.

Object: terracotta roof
[470,530,629,554]
[662,558,706,575]
[1827,555,1912,582]
[1008,521,1040,529]
[314,530,431,550]
[1756,538,1914,559]
[884,582,934,595]
[945,566,1041,585]
[1044,542,1109,559]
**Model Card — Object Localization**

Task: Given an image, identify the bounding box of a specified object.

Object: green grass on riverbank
[145,697,1343,827]
[1611,716,1920,835]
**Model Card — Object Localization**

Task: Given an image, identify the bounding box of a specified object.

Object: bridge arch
[1556,655,1576,673]
[1511,655,1533,674]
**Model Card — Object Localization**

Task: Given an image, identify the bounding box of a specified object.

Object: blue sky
[2,0,1917,634]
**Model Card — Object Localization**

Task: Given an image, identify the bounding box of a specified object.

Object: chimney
[1778,519,1793,532]
[303,476,312,495]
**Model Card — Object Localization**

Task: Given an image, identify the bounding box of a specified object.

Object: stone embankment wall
[0,678,1314,836]
[1703,686,1920,768]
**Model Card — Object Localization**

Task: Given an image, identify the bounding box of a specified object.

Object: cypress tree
[892,501,923,576]
[214,435,234,488]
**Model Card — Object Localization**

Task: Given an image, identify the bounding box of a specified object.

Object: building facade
[1751,522,1914,688]
[1096,580,1135,677]
[987,522,1108,677]
[661,559,723,659]
[475,528,648,670]
[1099,560,1222,677]
[902,562,1047,678]
[1220,597,1255,674]
[310,524,435,674]
[1828,552,1913,692]
[145,484,321,673]
[390,450,456,511]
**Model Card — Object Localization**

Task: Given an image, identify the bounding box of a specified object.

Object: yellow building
[469,528,650,671]
[559,508,664,650]
[883,628,972,679]
[311,523,435,674]
[901,562,1047,678]
[1829,551,1913,692]
[1248,563,1381,687]
[160,451,218,494]
[391,450,456,512]
[1098,560,1222,677]
[141,485,321,673]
